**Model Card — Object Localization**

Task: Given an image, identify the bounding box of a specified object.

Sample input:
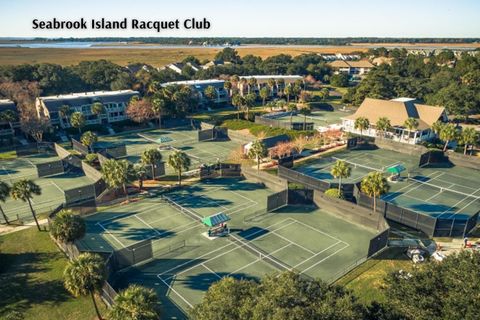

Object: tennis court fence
[72,138,89,155]
[278,165,330,192]
[35,159,65,177]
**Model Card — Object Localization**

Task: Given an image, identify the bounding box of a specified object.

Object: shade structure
[202,213,231,227]
[387,164,406,175]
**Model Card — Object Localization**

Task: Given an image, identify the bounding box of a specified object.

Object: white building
[236,75,304,96]
[161,79,229,105]
[342,97,448,144]
[36,90,139,129]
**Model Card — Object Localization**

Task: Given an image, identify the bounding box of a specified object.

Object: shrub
[84,153,98,165]
[324,188,344,199]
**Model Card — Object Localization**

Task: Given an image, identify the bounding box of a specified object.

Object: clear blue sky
[0,0,479,38]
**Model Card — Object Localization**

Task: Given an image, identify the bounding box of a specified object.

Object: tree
[126,98,154,124]
[459,127,478,155]
[59,104,71,127]
[354,116,370,137]
[64,253,106,320]
[298,105,312,130]
[243,93,256,120]
[108,285,160,320]
[85,153,98,165]
[361,172,389,215]
[331,160,352,193]
[151,97,166,128]
[292,135,309,156]
[431,121,444,136]
[101,159,135,200]
[259,87,269,106]
[10,179,42,231]
[330,73,350,87]
[191,272,365,320]
[50,209,86,243]
[19,109,51,142]
[167,150,191,186]
[133,162,147,191]
[203,85,217,105]
[385,251,480,320]
[375,117,392,138]
[403,117,419,142]
[439,123,457,152]
[247,77,257,94]
[224,80,232,97]
[70,112,86,134]
[141,148,162,180]
[247,140,267,171]
[284,84,292,103]
[91,102,105,117]
[0,181,11,225]
[231,94,244,120]
[80,131,98,153]
[267,78,276,96]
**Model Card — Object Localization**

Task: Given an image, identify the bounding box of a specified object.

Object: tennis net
[160,195,203,222]
[407,177,480,200]
[137,133,173,145]
[228,234,292,272]
[331,157,384,172]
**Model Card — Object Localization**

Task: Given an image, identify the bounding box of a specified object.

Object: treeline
[26,37,480,45]
[343,52,480,118]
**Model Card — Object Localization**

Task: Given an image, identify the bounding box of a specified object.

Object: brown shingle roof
[344,98,445,130]
[328,60,351,68]
[328,60,374,69]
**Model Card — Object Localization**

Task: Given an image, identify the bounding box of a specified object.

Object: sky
[0,0,479,38]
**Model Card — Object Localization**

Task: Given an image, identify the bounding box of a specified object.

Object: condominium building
[161,79,229,105]
[35,90,139,128]
[328,60,375,76]
[236,75,304,96]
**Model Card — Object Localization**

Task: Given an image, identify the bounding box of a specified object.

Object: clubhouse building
[342,97,447,144]
[35,90,139,129]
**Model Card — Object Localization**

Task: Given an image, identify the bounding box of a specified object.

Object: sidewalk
[0,218,49,235]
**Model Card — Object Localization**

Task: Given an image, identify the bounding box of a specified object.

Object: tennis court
[295,148,418,184]
[112,202,375,318]
[98,128,242,173]
[0,152,60,183]
[382,165,480,220]
[275,105,355,128]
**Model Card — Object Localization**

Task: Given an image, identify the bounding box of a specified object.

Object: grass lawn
[0,228,107,320]
[0,150,17,160]
[335,247,413,304]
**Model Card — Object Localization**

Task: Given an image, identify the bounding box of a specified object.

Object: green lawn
[0,228,107,320]
[335,247,412,304]
[0,150,16,160]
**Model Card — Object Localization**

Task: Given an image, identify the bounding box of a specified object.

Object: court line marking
[97,222,128,249]
[381,171,440,201]
[227,243,293,275]
[201,263,222,279]
[439,186,480,219]
[300,243,350,274]
[266,229,316,255]
[157,275,193,309]
[293,241,343,269]
[286,218,347,244]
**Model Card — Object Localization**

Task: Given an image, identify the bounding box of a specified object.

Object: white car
[432,251,447,262]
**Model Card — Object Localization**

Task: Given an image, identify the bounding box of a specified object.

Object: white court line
[159,219,295,278]
[157,275,193,309]
[293,241,342,269]
[97,222,128,249]
[228,243,293,275]
[198,194,228,210]
[382,171,440,201]
[439,186,480,220]
[269,230,315,255]
[287,218,346,244]
[300,243,350,274]
[202,263,222,279]
[50,180,64,194]
[135,215,164,237]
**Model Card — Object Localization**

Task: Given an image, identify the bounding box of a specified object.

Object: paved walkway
[0,218,48,235]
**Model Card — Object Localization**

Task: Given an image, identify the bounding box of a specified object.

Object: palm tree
[91,102,105,119]
[431,121,444,137]
[375,117,391,138]
[59,105,71,127]
[354,117,370,137]
[298,105,312,130]
[259,87,269,106]
[108,285,159,320]
[403,117,419,142]
[460,127,478,155]
[70,112,86,134]
[101,159,135,200]
[247,77,257,94]
[287,103,297,126]
[284,84,292,103]
[80,131,98,153]
[167,151,191,186]
[50,209,86,243]
[239,78,248,95]
[276,78,285,97]
[248,140,267,172]
[141,148,162,179]
[267,78,276,96]
[361,172,389,216]
[231,94,244,120]
[243,93,256,120]
[64,253,106,320]
[224,80,232,98]
[151,97,166,128]
[10,179,41,231]
[439,123,457,152]
[0,181,11,225]
[331,160,351,193]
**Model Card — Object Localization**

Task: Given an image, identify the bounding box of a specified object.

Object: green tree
[267,78,276,96]
[10,179,42,231]
[284,84,292,103]
[247,140,267,172]
[247,77,257,94]
[331,160,352,193]
[231,94,245,120]
[459,127,478,155]
[59,104,71,127]
[151,97,166,128]
[64,253,106,320]
[90,102,105,117]
[80,131,98,153]
[375,117,392,138]
[141,148,162,179]
[70,112,86,134]
[259,87,269,106]
[331,73,350,87]
[101,159,135,200]
[85,153,98,165]
[354,116,370,137]
[431,121,444,136]
[403,117,419,142]
[224,80,232,97]
[50,209,86,243]
[203,85,217,105]
[167,150,191,186]
[243,93,256,120]
[361,172,389,215]
[298,105,312,130]
[108,284,160,320]
[439,123,457,152]
[0,181,11,225]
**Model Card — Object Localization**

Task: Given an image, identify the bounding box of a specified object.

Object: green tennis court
[295,148,418,184]
[382,164,480,220]
[274,105,356,128]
